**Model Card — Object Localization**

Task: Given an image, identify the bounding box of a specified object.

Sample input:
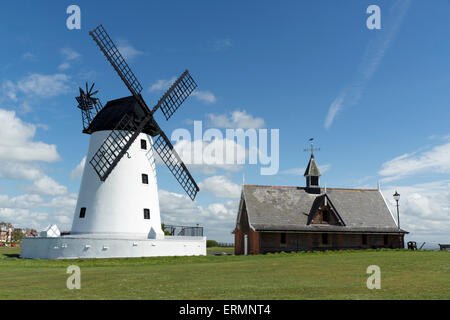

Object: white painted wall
[71,131,164,239]
[21,236,206,259]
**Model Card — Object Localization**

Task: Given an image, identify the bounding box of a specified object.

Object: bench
[438,244,450,251]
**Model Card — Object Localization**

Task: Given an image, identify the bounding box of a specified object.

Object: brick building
[233,153,408,255]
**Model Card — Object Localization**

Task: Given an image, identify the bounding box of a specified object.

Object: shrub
[207,240,219,248]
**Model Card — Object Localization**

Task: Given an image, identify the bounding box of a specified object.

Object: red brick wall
[234,229,243,255]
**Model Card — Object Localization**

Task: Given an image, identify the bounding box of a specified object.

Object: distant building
[23,228,38,238]
[233,153,408,255]
[0,224,38,243]
[0,223,13,242]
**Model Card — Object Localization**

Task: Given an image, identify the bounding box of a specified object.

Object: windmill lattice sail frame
[87,24,200,200]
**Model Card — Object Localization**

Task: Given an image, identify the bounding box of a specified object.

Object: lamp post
[393,191,400,231]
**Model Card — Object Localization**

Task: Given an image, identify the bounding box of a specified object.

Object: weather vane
[303,138,320,156]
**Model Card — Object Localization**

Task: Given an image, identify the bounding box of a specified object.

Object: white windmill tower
[20,25,204,259]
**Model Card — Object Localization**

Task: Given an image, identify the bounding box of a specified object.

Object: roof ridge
[243,184,303,189]
[243,184,378,191]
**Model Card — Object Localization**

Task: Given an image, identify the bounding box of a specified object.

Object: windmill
[70,24,200,240]
[20,24,206,259]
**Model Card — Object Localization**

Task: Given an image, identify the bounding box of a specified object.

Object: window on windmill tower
[140,139,147,150]
[311,176,319,186]
[143,209,150,219]
[142,173,149,184]
[79,207,86,218]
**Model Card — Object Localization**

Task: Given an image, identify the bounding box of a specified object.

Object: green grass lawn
[0,247,448,300]
[207,246,234,254]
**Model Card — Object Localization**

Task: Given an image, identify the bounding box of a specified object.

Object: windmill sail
[88,24,200,200]
[152,70,198,120]
[89,25,145,103]
[153,131,199,200]
[90,113,151,181]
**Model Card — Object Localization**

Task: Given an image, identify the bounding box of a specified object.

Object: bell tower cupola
[304,138,321,193]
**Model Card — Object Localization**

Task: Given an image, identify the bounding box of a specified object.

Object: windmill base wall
[20,235,206,259]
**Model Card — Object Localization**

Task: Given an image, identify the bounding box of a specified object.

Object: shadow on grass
[3,253,20,258]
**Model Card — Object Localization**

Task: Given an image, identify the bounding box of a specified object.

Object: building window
[384,235,389,246]
[144,209,150,220]
[311,176,319,186]
[322,233,328,245]
[141,139,147,150]
[142,173,149,184]
[280,233,287,245]
[79,207,86,218]
[362,234,368,245]
[322,210,329,223]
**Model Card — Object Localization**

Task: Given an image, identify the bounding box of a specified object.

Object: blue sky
[1,0,450,245]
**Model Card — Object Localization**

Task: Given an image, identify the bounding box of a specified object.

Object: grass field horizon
[0,247,448,300]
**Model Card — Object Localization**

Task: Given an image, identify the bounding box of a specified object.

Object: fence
[217,242,234,247]
[163,225,203,237]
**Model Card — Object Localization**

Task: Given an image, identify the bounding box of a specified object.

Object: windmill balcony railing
[163,224,203,237]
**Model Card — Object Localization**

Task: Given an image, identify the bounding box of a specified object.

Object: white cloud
[159,189,237,241]
[0,107,73,232]
[0,207,73,231]
[149,77,177,92]
[19,102,32,114]
[171,138,247,174]
[0,109,60,163]
[376,138,450,246]
[213,38,232,51]
[0,208,50,230]
[58,62,71,71]
[44,193,78,209]
[324,93,345,130]
[117,39,143,60]
[60,47,81,61]
[22,52,37,61]
[198,175,241,198]
[192,90,216,104]
[25,176,67,196]
[16,73,71,98]
[324,0,411,129]
[379,141,450,182]
[57,48,81,71]
[207,110,265,129]
[0,194,44,209]
[70,157,86,180]
[0,162,43,181]
[1,80,18,101]
[1,73,71,105]
[0,191,78,231]
[381,181,450,245]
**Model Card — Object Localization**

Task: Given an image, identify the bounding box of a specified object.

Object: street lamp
[393,191,400,231]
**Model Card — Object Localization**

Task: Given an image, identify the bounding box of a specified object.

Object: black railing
[163,224,203,237]
[217,242,234,247]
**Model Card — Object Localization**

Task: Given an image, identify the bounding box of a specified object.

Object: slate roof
[304,155,321,176]
[239,185,408,234]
